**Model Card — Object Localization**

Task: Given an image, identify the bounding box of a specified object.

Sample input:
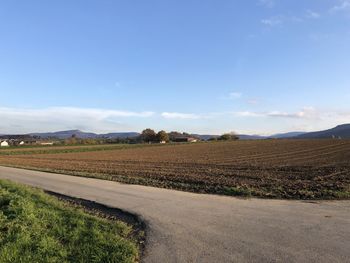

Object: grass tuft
[0,179,138,263]
[223,186,252,197]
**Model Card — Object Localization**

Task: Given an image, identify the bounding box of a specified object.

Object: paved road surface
[0,166,349,263]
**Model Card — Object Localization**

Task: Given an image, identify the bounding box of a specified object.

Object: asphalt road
[0,166,349,263]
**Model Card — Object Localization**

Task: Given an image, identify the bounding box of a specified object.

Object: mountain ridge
[28,130,140,139]
[2,124,350,140]
[296,124,350,139]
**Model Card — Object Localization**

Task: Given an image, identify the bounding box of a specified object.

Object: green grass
[0,180,139,263]
[223,186,252,197]
[0,142,201,156]
[0,143,177,156]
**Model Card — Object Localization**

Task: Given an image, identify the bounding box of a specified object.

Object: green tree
[157,130,169,142]
[168,131,182,141]
[141,128,157,142]
[218,132,239,141]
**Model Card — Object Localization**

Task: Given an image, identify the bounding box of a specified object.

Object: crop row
[0,139,349,199]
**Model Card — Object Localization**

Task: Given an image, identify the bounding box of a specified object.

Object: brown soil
[1,140,349,199]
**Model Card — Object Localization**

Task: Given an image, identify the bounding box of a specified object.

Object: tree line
[139,129,238,143]
[53,129,239,145]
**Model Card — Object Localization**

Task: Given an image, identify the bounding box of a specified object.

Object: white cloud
[247,99,259,105]
[161,112,202,120]
[228,92,242,99]
[233,107,349,122]
[163,107,321,121]
[306,10,321,19]
[231,107,350,134]
[259,0,275,8]
[43,107,154,118]
[233,107,319,119]
[261,17,283,26]
[261,14,306,27]
[235,111,263,117]
[0,107,154,134]
[330,1,350,13]
[1,106,349,135]
[262,11,322,28]
[267,107,318,119]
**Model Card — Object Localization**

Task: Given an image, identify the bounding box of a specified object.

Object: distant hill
[192,134,219,140]
[194,132,307,140]
[29,130,140,139]
[30,130,96,139]
[97,132,140,139]
[269,132,306,139]
[238,134,267,140]
[5,124,350,141]
[196,134,266,140]
[296,124,350,139]
[0,134,34,140]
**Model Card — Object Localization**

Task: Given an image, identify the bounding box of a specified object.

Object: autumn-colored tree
[157,130,169,142]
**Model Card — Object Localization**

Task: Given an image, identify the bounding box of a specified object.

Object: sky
[0,0,350,135]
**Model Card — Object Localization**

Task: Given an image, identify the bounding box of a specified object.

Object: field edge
[1,164,349,200]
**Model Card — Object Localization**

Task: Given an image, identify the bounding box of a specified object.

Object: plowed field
[1,140,349,199]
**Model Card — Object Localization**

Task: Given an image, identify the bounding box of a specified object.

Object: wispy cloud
[306,10,321,19]
[261,9,323,28]
[161,112,202,120]
[233,107,319,119]
[235,111,262,117]
[267,107,318,118]
[234,107,350,126]
[259,0,275,8]
[50,107,155,118]
[330,1,350,13]
[0,107,154,134]
[261,16,283,27]
[162,107,321,120]
[228,92,242,99]
[261,15,304,27]
[247,99,259,105]
[1,107,348,135]
[0,107,154,119]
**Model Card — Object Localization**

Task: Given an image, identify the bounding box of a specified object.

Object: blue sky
[0,0,349,135]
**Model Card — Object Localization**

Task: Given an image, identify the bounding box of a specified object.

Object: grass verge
[0,179,140,263]
[0,143,155,156]
[0,142,190,156]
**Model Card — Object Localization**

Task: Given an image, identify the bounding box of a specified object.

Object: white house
[40,142,54,145]
[0,141,9,147]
